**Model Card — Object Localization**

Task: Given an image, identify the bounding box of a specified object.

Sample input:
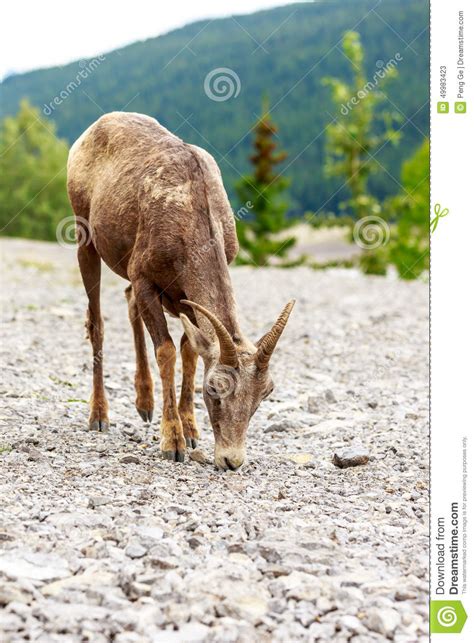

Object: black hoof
[89,420,109,432]
[137,408,153,423]
[162,450,185,462]
[186,437,198,449]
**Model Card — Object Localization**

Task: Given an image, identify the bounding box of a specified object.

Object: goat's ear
[180,314,213,359]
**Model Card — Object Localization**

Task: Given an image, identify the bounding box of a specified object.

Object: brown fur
[68,112,293,469]
[178,334,199,448]
[124,285,154,421]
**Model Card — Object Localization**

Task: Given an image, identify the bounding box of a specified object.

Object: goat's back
[67,112,238,279]
[67,112,192,218]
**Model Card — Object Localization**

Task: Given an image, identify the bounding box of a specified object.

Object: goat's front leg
[179,333,199,449]
[132,277,186,462]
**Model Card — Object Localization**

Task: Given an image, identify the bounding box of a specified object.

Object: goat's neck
[185,256,242,341]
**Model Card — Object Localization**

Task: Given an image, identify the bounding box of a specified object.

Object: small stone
[307,396,320,414]
[148,542,174,567]
[17,445,43,461]
[0,585,31,606]
[308,622,336,639]
[0,532,15,542]
[187,536,203,550]
[125,543,147,559]
[0,552,70,581]
[258,545,280,563]
[120,455,140,464]
[325,389,336,403]
[368,401,378,409]
[46,511,111,528]
[129,581,151,597]
[42,569,116,596]
[295,603,315,627]
[176,623,210,641]
[333,446,369,469]
[280,571,321,601]
[149,556,179,570]
[395,589,417,601]
[366,607,401,637]
[283,453,313,465]
[189,449,209,464]
[0,612,23,633]
[264,419,293,433]
[225,594,268,623]
[338,615,365,634]
[88,495,112,508]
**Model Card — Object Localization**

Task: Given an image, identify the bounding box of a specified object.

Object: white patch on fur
[143,171,193,208]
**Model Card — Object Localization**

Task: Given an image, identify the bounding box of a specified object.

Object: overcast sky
[1,0,295,80]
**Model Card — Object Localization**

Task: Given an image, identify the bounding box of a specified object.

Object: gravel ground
[0,238,429,642]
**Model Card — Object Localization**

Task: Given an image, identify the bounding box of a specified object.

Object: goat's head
[180,299,295,471]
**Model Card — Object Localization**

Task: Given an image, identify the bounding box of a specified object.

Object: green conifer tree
[235,101,295,266]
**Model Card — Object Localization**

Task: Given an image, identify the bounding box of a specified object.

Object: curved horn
[255,299,295,370]
[181,300,238,368]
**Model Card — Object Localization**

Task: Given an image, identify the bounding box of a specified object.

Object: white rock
[42,567,116,596]
[125,543,147,559]
[366,607,401,637]
[0,552,70,581]
[338,614,365,633]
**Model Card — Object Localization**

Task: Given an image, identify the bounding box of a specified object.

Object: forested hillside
[0,0,429,213]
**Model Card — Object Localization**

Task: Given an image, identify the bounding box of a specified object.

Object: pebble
[125,543,148,559]
[120,455,140,464]
[307,396,320,414]
[325,389,337,403]
[338,614,366,634]
[366,607,402,637]
[189,449,209,464]
[264,419,293,433]
[333,446,370,468]
[88,495,112,508]
[282,453,313,465]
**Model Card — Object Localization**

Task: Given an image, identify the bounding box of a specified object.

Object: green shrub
[0,100,70,240]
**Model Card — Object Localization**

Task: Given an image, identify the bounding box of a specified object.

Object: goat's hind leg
[78,242,109,431]
[125,285,154,423]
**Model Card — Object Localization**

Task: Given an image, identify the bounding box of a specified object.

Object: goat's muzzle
[214,444,246,471]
